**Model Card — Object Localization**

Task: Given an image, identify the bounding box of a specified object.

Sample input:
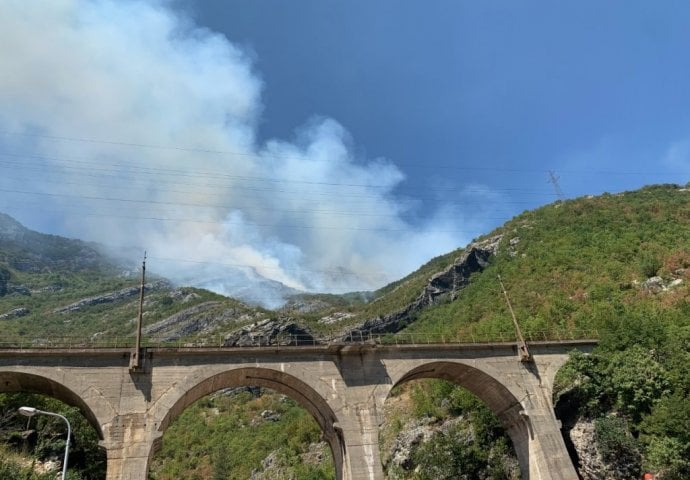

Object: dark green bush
[594,416,641,475]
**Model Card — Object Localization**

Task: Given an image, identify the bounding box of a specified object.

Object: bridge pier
[101,413,160,480]
[332,348,390,480]
[522,385,578,479]
[495,357,579,480]
[337,403,385,480]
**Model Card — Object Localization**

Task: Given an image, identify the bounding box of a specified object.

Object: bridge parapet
[0,331,601,349]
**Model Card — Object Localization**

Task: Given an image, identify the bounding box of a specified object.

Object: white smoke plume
[0,0,474,306]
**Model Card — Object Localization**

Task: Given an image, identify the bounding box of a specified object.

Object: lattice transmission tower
[548,170,565,200]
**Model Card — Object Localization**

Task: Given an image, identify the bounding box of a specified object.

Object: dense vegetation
[1,184,689,478]
[148,388,334,480]
[554,311,690,478]
[406,185,690,341]
[0,393,105,480]
[379,380,519,479]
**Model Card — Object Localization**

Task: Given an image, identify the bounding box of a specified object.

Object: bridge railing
[0,330,600,349]
[338,329,599,345]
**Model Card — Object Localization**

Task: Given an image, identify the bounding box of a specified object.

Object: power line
[2,130,686,177]
[0,186,521,221]
[0,171,549,214]
[0,152,561,195]
[0,203,507,233]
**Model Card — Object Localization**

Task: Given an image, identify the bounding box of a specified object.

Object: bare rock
[569,419,608,479]
[53,280,170,313]
[223,318,317,346]
[568,418,641,480]
[642,276,665,293]
[640,276,685,294]
[0,307,29,320]
[7,284,31,296]
[318,311,355,325]
[384,417,438,471]
[343,235,502,339]
[143,301,228,341]
[300,442,329,466]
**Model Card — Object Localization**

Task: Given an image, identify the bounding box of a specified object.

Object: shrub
[640,254,663,278]
[594,415,641,475]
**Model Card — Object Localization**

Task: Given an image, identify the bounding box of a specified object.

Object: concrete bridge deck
[0,340,596,480]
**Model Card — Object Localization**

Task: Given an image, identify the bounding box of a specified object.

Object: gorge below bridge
[0,339,597,480]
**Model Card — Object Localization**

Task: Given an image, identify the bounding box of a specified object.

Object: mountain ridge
[1,183,689,479]
[2,183,689,345]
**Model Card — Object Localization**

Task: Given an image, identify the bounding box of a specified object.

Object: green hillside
[399,184,690,340]
[0,212,264,343]
[1,184,689,478]
[4,184,688,345]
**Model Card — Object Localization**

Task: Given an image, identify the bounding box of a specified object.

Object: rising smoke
[0,0,471,306]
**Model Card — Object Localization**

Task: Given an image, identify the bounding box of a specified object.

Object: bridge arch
[0,369,109,439]
[385,361,531,478]
[150,366,345,479]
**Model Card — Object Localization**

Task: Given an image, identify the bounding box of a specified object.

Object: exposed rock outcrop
[381,415,520,479]
[343,235,502,338]
[143,301,265,342]
[638,275,684,294]
[249,442,331,480]
[5,284,31,296]
[0,266,31,297]
[383,417,438,471]
[144,301,225,341]
[318,311,355,325]
[53,280,170,313]
[566,417,641,480]
[421,234,501,304]
[223,318,317,346]
[0,307,29,320]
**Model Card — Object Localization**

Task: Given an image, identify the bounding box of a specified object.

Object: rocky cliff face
[212,235,503,345]
[144,301,227,341]
[53,280,171,313]
[342,235,502,339]
[222,318,316,346]
[566,418,642,480]
[380,415,520,479]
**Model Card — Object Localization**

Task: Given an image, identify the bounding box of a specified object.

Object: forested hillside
[1,184,689,479]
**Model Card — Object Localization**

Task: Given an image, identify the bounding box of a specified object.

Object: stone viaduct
[0,340,595,480]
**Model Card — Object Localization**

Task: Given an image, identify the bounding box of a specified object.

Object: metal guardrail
[0,330,600,349]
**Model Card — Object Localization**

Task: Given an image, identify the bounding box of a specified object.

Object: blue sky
[0,1,689,302]
[188,0,690,196]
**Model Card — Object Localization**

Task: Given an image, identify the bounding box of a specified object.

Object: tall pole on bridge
[498,275,531,362]
[130,252,146,371]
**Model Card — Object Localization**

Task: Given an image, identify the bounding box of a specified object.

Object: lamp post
[18,406,71,480]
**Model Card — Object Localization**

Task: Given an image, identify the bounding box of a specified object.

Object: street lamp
[18,406,71,480]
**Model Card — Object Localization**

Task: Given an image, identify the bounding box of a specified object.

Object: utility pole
[497,275,531,362]
[547,170,565,200]
[129,252,146,371]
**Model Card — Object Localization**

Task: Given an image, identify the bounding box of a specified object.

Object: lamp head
[18,406,39,417]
